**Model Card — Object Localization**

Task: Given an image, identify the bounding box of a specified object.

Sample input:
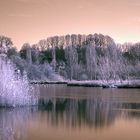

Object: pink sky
[0,0,140,48]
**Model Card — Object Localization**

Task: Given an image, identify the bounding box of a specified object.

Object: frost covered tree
[1,34,139,81]
[0,36,13,53]
[38,39,48,51]
[85,35,97,80]
[47,36,59,70]
[64,35,79,79]
[35,33,140,80]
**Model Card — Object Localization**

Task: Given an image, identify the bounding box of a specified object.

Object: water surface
[0,85,140,140]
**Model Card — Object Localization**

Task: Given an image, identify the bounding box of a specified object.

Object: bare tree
[0,35,13,53]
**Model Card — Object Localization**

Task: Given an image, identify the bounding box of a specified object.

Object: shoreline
[30,80,140,88]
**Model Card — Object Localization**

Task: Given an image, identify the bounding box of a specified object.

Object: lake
[0,85,140,140]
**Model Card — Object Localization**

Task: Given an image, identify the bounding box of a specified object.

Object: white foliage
[0,55,38,107]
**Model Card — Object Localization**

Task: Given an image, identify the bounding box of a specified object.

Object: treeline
[0,34,140,80]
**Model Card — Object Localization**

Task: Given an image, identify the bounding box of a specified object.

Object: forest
[0,34,140,81]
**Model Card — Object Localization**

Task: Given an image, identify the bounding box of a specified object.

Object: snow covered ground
[67,80,140,88]
[30,79,140,88]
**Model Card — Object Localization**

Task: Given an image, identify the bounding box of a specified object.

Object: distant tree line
[0,34,139,81]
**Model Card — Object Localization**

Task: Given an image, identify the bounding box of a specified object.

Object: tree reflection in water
[0,108,37,140]
[38,97,122,129]
[0,96,140,140]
